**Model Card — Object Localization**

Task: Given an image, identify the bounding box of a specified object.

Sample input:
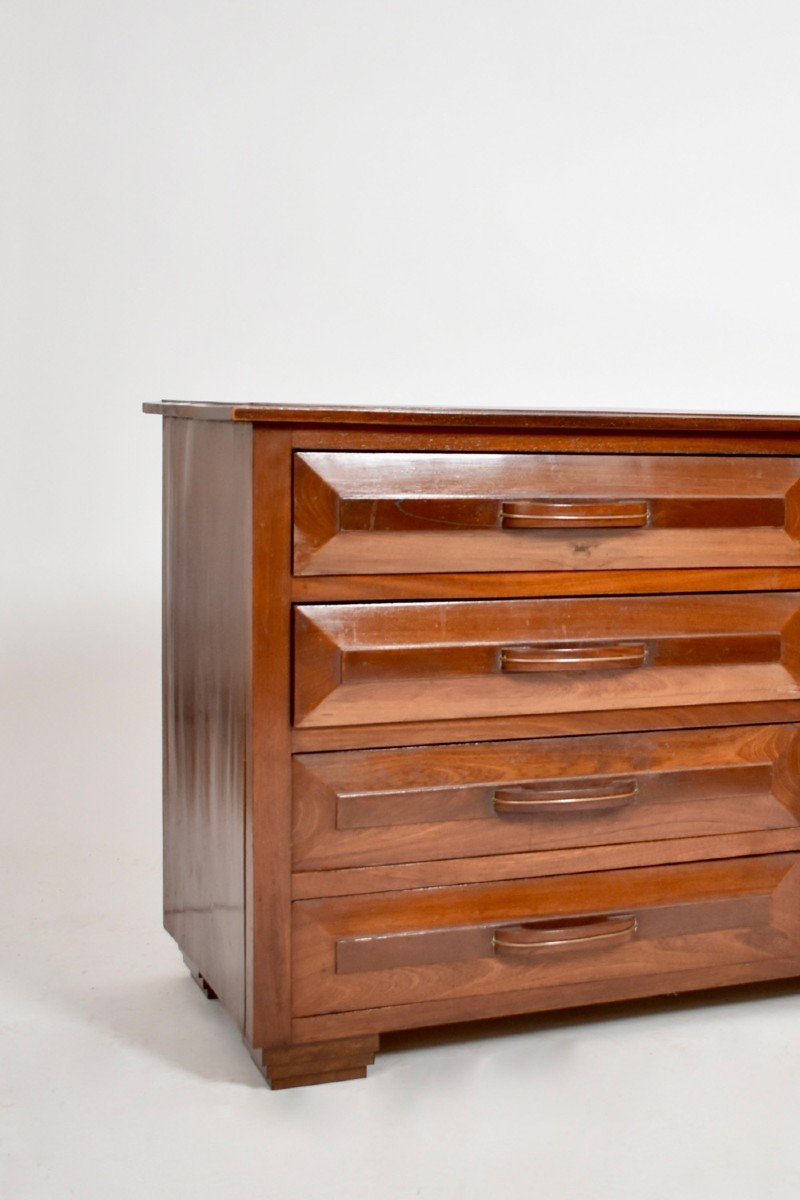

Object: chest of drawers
[145,401,800,1088]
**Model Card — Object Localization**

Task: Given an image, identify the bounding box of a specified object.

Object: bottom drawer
[292,854,800,1017]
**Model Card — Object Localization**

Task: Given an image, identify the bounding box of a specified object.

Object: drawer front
[294,592,800,728]
[292,854,800,1016]
[294,452,800,576]
[293,724,800,869]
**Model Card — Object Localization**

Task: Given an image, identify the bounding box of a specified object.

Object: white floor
[3,600,800,1200]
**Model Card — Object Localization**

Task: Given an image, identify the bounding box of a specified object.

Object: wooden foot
[250,1035,380,1090]
[183,954,218,1000]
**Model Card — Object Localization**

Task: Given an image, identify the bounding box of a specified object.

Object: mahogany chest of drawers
[145,401,800,1088]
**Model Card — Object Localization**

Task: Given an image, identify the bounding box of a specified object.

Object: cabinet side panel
[249,428,293,1048]
[162,417,252,1027]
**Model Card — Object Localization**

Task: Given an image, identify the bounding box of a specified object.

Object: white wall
[4,0,800,604]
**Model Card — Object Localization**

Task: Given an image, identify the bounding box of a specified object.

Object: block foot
[183,954,218,1000]
[249,1035,380,1090]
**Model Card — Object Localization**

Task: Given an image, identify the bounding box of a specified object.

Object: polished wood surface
[145,400,800,434]
[146,403,800,455]
[293,854,800,1017]
[161,418,251,1025]
[292,566,800,603]
[248,428,294,1048]
[291,426,800,456]
[292,724,800,870]
[294,593,800,729]
[290,699,800,753]
[292,958,800,1044]
[291,829,800,899]
[294,452,800,575]
[148,402,800,1087]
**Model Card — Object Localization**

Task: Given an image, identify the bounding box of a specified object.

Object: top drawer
[293,452,800,576]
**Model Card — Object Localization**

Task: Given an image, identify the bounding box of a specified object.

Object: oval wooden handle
[500,642,647,672]
[492,778,638,815]
[493,914,637,956]
[501,499,649,529]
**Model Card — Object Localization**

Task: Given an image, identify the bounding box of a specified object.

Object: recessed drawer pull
[492,778,638,816]
[500,499,649,529]
[500,642,647,673]
[492,914,638,956]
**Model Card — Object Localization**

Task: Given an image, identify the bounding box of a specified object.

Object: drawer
[293,592,800,728]
[293,452,800,575]
[293,724,800,869]
[292,853,800,1016]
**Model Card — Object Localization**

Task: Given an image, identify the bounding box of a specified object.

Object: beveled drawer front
[292,724,800,869]
[292,854,800,1016]
[293,593,800,728]
[293,451,800,575]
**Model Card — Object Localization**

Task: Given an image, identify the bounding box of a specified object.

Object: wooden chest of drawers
[145,401,800,1088]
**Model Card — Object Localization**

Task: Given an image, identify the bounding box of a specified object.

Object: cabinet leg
[183,954,218,1000]
[250,1035,380,1090]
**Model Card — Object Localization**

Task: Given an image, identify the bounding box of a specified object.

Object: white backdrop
[4,3,800,1198]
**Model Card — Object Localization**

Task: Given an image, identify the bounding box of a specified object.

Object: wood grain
[291,829,800,899]
[293,593,800,729]
[291,699,800,753]
[291,566,800,603]
[292,854,800,1017]
[291,428,800,456]
[294,452,800,575]
[249,428,294,1048]
[145,404,800,454]
[249,1034,379,1089]
[144,400,800,435]
[150,401,800,1087]
[291,957,800,1043]
[161,418,251,1026]
[292,724,800,870]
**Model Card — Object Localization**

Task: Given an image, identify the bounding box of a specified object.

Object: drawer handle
[493,914,638,956]
[492,778,638,816]
[500,642,647,672]
[501,499,649,529]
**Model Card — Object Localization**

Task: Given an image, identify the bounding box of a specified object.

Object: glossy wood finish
[292,957,800,1044]
[149,401,800,1087]
[145,400,800,435]
[248,428,294,1048]
[294,452,800,575]
[292,724,800,870]
[294,593,800,729]
[147,403,800,455]
[161,418,251,1025]
[292,829,800,899]
[293,854,800,1017]
[291,699,800,753]
[291,427,800,456]
[292,566,800,603]
[159,420,297,1061]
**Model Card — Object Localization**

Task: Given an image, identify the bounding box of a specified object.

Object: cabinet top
[144,400,800,434]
